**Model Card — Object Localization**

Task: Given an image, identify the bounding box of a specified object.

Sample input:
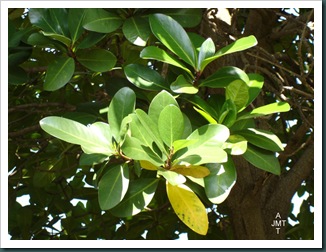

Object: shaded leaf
[198,38,215,71]
[149,13,196,67]
[83,9,122,33]
[199,66,249,88]
[167,182,208,235]
[243,144,281,175]
[41,31,71,47]
[160,9,203,28]
[122,16,150,46]
[108,87,136,142]
[68,9,86,45]
[110,179,159,217]
[98,163,129,210]
[44,57,75,91]
[204,158,237,204]
[76,48,117,72]
[29,9,57,33]
[237,128,284,152]
[124,64,168,91]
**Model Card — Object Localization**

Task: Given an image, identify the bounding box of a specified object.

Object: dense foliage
[8,8,314,240]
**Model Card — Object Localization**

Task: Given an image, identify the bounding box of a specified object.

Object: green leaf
[237,128,284,152]
[44,57,75,91]
[134,109,166,155]
[83,9,122,33]
[246,73,264,107]
[172,139,198,153]
[225,79,249,112]
[201,35,258,71]
[110,178,159,217]
[124,64,168,91]
[158,105,184,147]
[170,75,198,94]
[167,182,208,235]
[68,9,86,45]
[242,144,281,175]
[237,102,291,121]
[121,135,163,167]
[122,16,151,46]
[98,163,129,210]
[198,38,215,71]
[39,116,113,156]
[158,170,186,186]
[76,32,106,49]
[199,66,249,88]
[148,90,179,124]
[223,135,248,155]
[204,158,237,204]
[140,46,193,76]
[29,9,57,33]
[79,153,108,166]
[160,9,203,28]
[149,13,196,67]
[9,67,27,85]
[76,48,117,72]
[108,87,136,142]
[193,107,217,124]
[49,9,69,36]
[41,31,71,47]
[184,95,219,120]
[218,99,237,128]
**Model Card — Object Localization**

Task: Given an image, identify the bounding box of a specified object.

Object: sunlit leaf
[246,73,264,106]
[198,38,215,71]
[223,134,248,155]
[167,182,208,235]
[158,170,186,186]
[158,105,184,147]
[171,164,210,178]
[226,79,249,112]
[170,75,198,94]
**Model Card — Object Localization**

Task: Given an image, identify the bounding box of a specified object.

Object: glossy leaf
[122,135,163,167]
[167,182,208,235]
[41,31,71,47]
[158,105,184,147]
[199,66,249,88]
[149,13,196,67]
[201,35,258,70]
[171,165,210,178]
[76,48,117,72]
[98,163,129,210]
[39,117,113,156]
[108,87,136,142]
[218,99,237,128]
[204,159,237,204]
[243,144,281,175]
[237,128,284,152]
[172,139,198,153]
[110,179,159,217]
[140,46,193,76]
[122,16,150,46]
[76,32,106,49]
[29,9,57,33]
[44,57,75,91]
[49,9,69,36]
[148,90,179,124]
[170,75,198,94]
[223,134,248,155]
[68,9,86,45]
[237,102,291,121]
[79,153,108,166]
[198,38,215,71]
[184,95,219,120]
[246,73,264,107]
[225,79,249,112]
[140,160,158,171]
[83,9,122,33]
[124,64,168,91]
[193,107,217,124]
[158,170,186,186]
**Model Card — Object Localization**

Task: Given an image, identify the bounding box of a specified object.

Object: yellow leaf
[140,160,158,170]
[166,182,208,235]
[170,164,210,178]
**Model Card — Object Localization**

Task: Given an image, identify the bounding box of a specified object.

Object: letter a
[275,212,281,219]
